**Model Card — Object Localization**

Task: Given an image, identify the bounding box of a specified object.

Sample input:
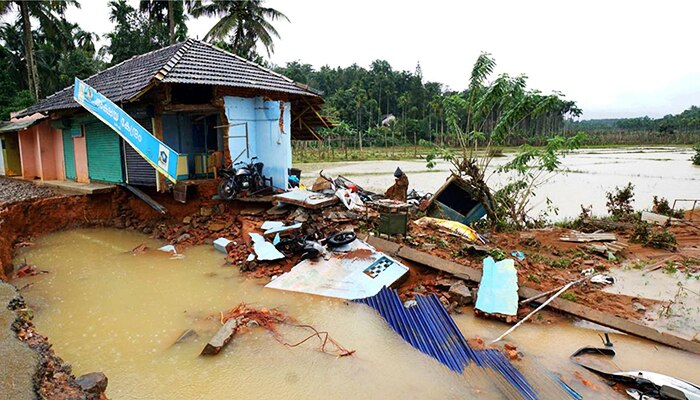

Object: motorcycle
[218,157,266,200]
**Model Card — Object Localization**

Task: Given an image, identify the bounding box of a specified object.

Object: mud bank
[0,281,105,399]
[0,182,221,281]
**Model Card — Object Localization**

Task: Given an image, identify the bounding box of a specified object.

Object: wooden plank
[366,236,481,282]
[560,232,617,242]
[200,319,242,356]
[366,235,700,354]
[519,286,700,354]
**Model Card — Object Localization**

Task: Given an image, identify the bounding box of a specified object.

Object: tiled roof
[18,39,318,117]
[159,40,319,96]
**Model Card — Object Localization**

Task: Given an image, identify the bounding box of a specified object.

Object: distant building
[381,114,396,126]
[12,39,332,189]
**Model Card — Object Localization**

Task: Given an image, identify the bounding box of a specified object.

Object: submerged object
[572,340,700,400]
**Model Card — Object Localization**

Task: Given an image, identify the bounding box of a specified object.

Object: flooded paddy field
[297,146,699,220]
[14,229,700,399]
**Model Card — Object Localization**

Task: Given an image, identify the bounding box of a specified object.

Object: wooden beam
[364,235,700,354]
[299,119,322,142]
[291,105,312,125]
[302,96,331,129]
[164,103,220,112]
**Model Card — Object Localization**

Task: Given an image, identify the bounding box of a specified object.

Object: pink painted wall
[17,120,67,181]
[74,133,89,183]
[18,129,39,179]
[37,124,56,180]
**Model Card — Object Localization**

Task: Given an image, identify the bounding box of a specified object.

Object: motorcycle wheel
[254,175,265,191]
[326,231,357,247]
[218,179,237,200]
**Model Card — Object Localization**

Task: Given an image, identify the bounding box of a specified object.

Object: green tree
[0,0,79,100]
[189,0,288,60]
[427,53,585,229]
[139,0,188,45]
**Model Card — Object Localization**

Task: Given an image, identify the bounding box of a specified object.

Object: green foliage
[190,0,287,60]
[569,106,700,134]
[652,196,685,218]
[605,182,635,217]
[104,0,187,65]
[561,292,577,302]
[693,143,700,165]
[488,248,507,261]
[631,221,677,250]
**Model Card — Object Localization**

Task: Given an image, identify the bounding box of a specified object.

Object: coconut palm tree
[0,0,79,100]
[189,0,288,59]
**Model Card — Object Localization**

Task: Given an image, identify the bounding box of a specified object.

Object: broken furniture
[421,175,486,225]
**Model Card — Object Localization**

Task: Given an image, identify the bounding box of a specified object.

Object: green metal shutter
[86,120,123,183]
[62,128,76,180]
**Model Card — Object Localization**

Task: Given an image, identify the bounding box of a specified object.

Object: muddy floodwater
[297,146,699,220]
[14,229,700,399]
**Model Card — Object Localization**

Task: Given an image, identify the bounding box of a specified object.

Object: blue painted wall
[223,96,291,190]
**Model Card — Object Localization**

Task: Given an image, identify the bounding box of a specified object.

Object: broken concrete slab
[475,257,518,317]
[641,211,683,225]
[273,189,338,209]
[261,221,302,236]
[201,318,242,356]
[448,281,473,306]
[213,238,233,253]
[266,239,409,300]
[249,233,284,261]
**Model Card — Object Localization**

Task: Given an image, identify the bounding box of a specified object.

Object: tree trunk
[19,1,39,101]
[168,0,176,45]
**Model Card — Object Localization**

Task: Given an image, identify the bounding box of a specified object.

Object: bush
[693,143,700,166]
[652,196,685,218]
[606,182,635,217]
[631,221,677,250]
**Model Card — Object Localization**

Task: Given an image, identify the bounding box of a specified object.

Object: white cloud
[37,0,700,118]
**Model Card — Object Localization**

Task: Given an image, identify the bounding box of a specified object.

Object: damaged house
[10,38,331,190]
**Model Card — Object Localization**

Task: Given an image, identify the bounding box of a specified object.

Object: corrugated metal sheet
[62,128,76,180]
[0,118,44,133]
[123,118,156,186]
[86,120,123,183]
[354,287,580,400]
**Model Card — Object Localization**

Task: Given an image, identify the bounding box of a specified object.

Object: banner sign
[73,78,186,182]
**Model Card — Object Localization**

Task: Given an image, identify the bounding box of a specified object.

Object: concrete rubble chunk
[213,238,232,253]
[201,318,242,356]
[75,372,108,397]
[448,281,473,306]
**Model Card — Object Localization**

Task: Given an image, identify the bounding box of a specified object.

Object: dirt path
[0,177,62,206]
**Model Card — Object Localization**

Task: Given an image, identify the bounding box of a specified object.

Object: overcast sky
[50,0,700,119]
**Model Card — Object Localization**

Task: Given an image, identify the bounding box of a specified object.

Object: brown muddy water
[297,146,700,220]
[13,229,700,399]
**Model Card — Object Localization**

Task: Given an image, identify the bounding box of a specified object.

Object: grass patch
[561,292,577,302]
